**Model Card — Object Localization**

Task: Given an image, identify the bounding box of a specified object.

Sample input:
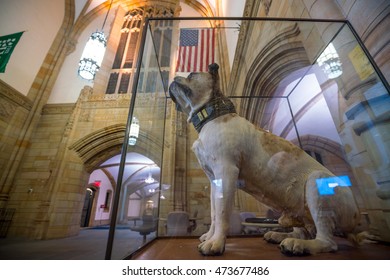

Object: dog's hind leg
[264,210,313,244]
[264,226,311,244]
[279,171,338,255]
[198,164,239,255]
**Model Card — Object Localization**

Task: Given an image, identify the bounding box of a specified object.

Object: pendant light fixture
[78,0,113,80]
[128,117,140,146]
[145,166,155,184]
[317,43,343,79]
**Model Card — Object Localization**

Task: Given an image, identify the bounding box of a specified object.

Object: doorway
[80,188,95,227]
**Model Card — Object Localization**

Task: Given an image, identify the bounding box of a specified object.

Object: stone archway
[69,123,165,229]
[70,124,126,173]
[238,23,311,125]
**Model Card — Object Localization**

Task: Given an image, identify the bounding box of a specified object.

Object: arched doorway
[85,152,161,227]
[70,124,162,231]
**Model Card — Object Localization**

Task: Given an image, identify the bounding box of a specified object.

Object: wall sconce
[128,117,140,145]
[78,0,113,80]
[317,43,342,79]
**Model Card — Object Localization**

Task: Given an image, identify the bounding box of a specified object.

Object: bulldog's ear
[208,63,222,96]
[208,63,219,76]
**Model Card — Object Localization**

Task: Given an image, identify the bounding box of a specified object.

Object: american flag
[175,28,215,72]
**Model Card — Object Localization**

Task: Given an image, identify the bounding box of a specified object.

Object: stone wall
[0,81,32,207]
[5,102,78,238]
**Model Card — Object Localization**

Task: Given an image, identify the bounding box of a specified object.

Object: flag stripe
[194,38,198,71]
[176,28,215,73]
[206,29,210,68]
[200,29,205,72]
[188,46,192,72]
[212,28,215,63]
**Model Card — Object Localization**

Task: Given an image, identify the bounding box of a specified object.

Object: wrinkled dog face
[169,63,220,120]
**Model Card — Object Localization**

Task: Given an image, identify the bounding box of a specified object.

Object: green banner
[0,31,24,73]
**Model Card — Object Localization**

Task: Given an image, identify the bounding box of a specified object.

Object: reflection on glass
[128,117,139,146]
[108,18,390,258]
[109,21,166,259]
[316,175,351,196]
[316,43,343,79]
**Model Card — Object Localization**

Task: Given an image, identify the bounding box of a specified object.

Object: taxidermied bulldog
[169,63,367,256]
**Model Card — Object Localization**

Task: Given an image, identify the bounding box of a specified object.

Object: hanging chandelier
[78,0,113,80]
[317,43,343,79]
[128,116,140,145]
[78,31,107,80]
[145,166,155,184]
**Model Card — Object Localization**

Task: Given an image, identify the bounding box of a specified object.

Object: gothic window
[153,29,162,53]
[106,72,118,94]
[119,73,131,93]
[105,12,142,94]
[123,31,139,68]
[138,71,144,93]
[151,20,173,68]
[146,71,157,92]
[161,70,169,92]
[161,28,172,67]
[105,8,173,94]
[113,33,128,69]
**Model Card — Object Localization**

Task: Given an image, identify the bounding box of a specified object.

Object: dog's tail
[347,231,378,245]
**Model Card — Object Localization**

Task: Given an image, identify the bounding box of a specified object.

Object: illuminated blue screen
[316,175,351,196]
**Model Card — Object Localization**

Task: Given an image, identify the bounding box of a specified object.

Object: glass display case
[105,18,390,259]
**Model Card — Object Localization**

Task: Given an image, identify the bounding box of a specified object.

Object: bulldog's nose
[168,82,183,112]
[168,81,177,100]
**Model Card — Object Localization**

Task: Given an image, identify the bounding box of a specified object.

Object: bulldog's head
[169,63,222,122]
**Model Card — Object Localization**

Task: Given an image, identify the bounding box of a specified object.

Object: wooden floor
[131,236,390,260]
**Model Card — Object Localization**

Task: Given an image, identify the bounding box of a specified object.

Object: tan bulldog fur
[168,63,364,256]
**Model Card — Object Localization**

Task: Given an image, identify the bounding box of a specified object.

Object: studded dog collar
[190,96,236,133]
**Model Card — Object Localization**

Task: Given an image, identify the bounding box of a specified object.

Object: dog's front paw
[198,237,226,256]
[199,227,215,242]
[199,232,210,242]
